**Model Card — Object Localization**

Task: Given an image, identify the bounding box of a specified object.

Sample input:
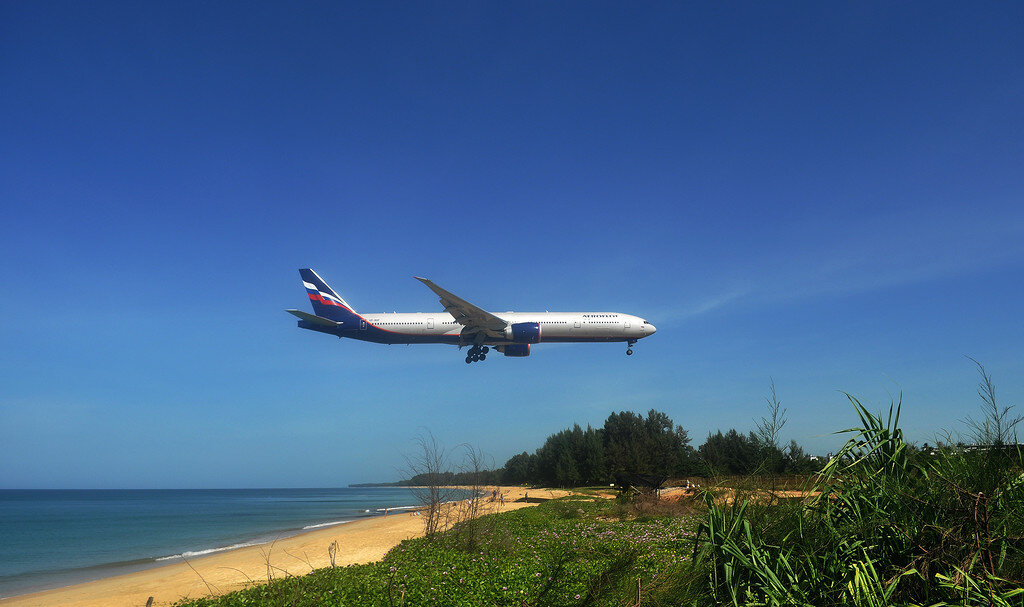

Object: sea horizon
[0,487,439,599]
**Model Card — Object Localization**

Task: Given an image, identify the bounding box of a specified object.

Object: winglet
[414,276,448,301]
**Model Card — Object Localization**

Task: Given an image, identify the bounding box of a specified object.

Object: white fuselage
[357,311,653,344]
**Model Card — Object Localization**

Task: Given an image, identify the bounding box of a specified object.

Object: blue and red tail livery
[286,269,656,363]
[299,268,357,322]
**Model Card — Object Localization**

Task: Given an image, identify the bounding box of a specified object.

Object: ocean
[0,487,437,599]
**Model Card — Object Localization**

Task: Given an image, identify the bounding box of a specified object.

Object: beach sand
[0,487,567,607]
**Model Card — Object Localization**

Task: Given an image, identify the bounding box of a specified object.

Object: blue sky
[2,2,1022,488]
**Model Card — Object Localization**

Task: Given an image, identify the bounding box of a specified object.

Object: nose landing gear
[464,345,489,364]
[626,339,637,356]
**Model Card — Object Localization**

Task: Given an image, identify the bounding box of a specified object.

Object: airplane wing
[414,277,508,336]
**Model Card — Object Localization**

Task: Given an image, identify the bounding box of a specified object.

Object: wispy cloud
[649,288,751,325]
[655,207,1024,323]
[761,220,1024,305]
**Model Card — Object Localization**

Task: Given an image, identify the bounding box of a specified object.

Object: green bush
[668,395,1024,607]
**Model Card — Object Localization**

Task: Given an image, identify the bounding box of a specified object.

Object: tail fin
[299,269,358,322]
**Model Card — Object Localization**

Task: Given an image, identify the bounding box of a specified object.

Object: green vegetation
[651,393,1024,606]
[502,408,822,488]
[174,412,1024,606]
[180,363,1023,605]
[174,497,698,607]
[656,365,1022,606]
[399,397,822,489]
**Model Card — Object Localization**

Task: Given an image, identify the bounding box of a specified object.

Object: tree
[604,409,691,479]
[502,452,533,485]
[699,429,762,475]
[499,410,695,487]
[674,425,701,475]
[961,357,1022,446]
[755,379,788,489]
[578,426,606,484]
[554,450,582,487]
[603,411,649,477]
[451,443,492,551]
[402,430,457,536]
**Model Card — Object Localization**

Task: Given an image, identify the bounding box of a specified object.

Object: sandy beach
[0,487,566,607]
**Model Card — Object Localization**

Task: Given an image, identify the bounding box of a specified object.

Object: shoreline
[0,518,364,601]
[0,486,562,607]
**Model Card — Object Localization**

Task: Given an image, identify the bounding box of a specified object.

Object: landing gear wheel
[626,339,637,356]
[626,349,633,356]
[464,344,489,363]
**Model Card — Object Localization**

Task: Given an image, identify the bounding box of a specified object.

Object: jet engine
[505,322,541,344]
[497,344,531,357]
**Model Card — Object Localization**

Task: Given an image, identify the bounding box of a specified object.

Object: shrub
[673,394,1024,606]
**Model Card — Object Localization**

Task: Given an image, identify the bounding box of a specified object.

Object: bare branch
[961,357,1022,446]
[401,429,458,536]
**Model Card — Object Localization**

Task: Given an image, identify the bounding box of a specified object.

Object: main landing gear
[465,345,489,364]
[626,339,637,356]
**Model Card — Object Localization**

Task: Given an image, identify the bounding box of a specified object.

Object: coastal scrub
[175,497,697,607]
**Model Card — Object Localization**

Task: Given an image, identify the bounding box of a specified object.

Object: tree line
[498,409,822,487]
[396,409,824,488]
[393,407,825,488]
[406,359,1009,489]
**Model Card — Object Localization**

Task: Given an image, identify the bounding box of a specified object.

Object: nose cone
[645,322,656,335]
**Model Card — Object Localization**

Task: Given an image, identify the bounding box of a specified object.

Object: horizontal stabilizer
[286,309,344,327]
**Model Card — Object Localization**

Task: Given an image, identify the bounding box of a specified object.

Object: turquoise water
[0,488,432,598]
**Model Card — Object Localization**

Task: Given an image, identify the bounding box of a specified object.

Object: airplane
[286,269,656,364]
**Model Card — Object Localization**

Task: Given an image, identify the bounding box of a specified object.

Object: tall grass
[667,393,1024,606]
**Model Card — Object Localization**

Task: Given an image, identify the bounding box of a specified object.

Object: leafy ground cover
[175,497,698,607]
